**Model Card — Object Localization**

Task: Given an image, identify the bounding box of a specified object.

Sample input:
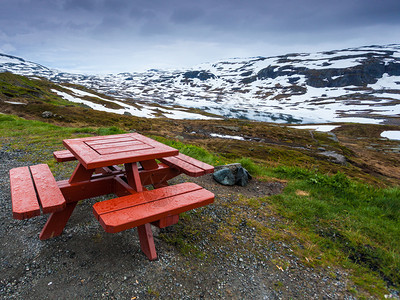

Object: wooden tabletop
[63,133,179,169]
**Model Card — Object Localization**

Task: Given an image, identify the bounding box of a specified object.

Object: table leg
[125,163,143,192]
[137,223,157,260]
[39,202,78,240]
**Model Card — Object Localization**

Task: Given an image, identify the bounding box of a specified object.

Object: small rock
[42,111,53,118]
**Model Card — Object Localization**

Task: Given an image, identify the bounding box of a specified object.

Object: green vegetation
[269,167,400,290]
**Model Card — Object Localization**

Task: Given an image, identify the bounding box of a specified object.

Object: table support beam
[39,202,78,240]
[137,223,157,260]
[69,163,94,184]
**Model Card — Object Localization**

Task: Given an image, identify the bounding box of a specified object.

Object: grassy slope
[1,73,400,297]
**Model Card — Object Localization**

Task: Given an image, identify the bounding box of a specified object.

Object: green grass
[267,165,400,292]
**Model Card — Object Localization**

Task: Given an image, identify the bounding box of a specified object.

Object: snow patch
[210,133,245,140]
[289,125,340,132]
[381,131,400,140]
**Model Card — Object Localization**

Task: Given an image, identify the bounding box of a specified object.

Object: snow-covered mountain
[1,45,400,124]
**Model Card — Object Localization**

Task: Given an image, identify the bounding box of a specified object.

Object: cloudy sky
[1,0,400,74]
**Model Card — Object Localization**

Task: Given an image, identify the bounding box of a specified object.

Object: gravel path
[0,147,368,299]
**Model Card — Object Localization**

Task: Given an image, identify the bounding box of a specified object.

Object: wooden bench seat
[93,182,214,233]
[9,164,66,220]
[53,150,77,162]
[159,153,214,177]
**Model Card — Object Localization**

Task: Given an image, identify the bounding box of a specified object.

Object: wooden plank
[97,187,214,233]
[159,153,214,177]
[160,156,205,176]
[63,133,179,169]
[57,176,115,202]
[93,182,203,217]
[30,164,66,214]
[9,167,40,220]
[87,140,143,150]
[85,136,135,146]
[139,159,159,170]
[87,149,178,169]
[175,153,214,174]
[95,143,153,155]
[53,150,76,162]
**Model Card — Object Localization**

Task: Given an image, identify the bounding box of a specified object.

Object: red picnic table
[10,133,214,260]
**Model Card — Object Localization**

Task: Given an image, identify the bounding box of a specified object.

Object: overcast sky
[1,0,400,74]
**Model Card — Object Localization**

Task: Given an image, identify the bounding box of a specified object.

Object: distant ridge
[1,45,400,124]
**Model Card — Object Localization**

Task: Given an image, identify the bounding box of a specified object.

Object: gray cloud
[0,0,399,73]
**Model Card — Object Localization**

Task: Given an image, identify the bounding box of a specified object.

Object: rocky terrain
[1,44,400,124]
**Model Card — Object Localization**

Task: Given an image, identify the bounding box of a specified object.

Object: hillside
[1,72,399,187]
[1,44,400,124]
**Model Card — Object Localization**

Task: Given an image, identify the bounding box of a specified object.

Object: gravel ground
[0,147,376,299]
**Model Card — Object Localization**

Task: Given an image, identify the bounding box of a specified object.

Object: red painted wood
[138,163,180,187]
[95,143,153,155]
[9,167,40,220]
[39,202,78,240]
[85,136,134,146]
[152,215,179,228]
[125,163,143,192]
[63,133,179,169]
[160,156,204,176]
[53,150,76,162]
[93,182,202,217]
[137,224,157,260]
[159,153,214,177]
[88,140,143,150]
[30,164,66,214]
[93,183,214,233]
[57,176,115,202]
[114,176,137,197]
[139,159,159,170]
[68,163,94,184]
[175,153,214,174]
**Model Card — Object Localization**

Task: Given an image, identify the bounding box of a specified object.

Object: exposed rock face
[183,71,216,81]
[253,56,400,88]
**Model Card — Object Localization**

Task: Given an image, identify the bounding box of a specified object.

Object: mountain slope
[1,45,400,124]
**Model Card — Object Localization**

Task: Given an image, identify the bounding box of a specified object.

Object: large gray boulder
[213,164,252,186]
